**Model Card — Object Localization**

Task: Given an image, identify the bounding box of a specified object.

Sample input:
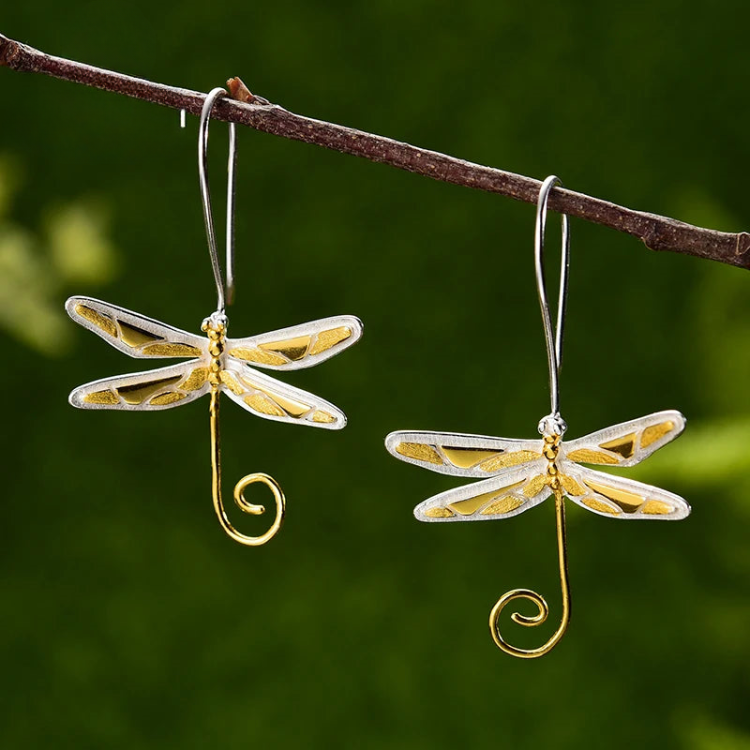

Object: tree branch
[1,32,747,269]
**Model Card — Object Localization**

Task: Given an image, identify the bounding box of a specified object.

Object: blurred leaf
[633,418,750,485]
[46,200,118,284]
[681,715,750,750]
[0,224,69,354]
[0,160,118,356]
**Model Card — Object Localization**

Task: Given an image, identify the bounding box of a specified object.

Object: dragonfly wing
[226,315,363,371]
[219,362,347,429]
[385,431,543,477]
[69,360,209,411]
[557,461,690,520]
[413,463,551,522]
[66,296,207,359]
[562,410,685,467]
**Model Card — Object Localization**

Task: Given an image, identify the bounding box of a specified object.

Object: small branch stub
[226,76,270,106]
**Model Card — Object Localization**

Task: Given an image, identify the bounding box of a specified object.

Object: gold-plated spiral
[489,490,570,658]
[209,387,286,546]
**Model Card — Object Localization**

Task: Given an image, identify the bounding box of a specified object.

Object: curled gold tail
[489,491,570,658]
[209,389,286,546]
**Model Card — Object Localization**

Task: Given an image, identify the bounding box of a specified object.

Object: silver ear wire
[198,87,237,314]
[535,175,570,423]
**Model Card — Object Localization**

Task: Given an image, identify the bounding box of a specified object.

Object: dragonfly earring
[67,87,363,546]
[385,175,689,658]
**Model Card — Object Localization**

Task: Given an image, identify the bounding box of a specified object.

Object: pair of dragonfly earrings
[67,89,689,659]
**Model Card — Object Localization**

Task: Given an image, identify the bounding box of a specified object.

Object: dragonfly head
[538,413,567,440]
[202,311,228,336]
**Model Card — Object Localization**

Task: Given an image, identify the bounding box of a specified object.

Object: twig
[1,33,747,269]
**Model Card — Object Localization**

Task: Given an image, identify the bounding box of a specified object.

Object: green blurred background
[2,2,750,748]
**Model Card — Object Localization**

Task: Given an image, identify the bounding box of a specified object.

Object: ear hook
[535,175,570,425]
[489,176,572,658]
[198,87,237,312]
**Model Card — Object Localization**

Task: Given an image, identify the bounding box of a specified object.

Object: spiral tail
[489,492,570,658]
[210,390,286,546]
[225,472,285,546]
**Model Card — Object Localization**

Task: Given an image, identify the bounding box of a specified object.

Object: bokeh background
[2,2,749,748]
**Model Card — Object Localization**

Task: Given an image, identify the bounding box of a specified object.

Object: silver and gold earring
[385,176,689,658]
[66,88,363,546]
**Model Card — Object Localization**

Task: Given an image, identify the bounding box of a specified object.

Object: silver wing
[66,296,207,359]
[218,361,347,429]
[385,431,544,477]
[561,410,686,467]
[557,461,691,520]
[69,361,210,411]
[225,315,363,371]
[411,462,551,523]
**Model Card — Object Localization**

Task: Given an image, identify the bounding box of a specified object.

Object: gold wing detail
[69,361,209,410]
[563,410,686,467]
[385,431,543,477]
[557,463,690,520]
[66,296,206,358]
[219,362,346,429]
[226,315,363,371]
[412,464,552,522]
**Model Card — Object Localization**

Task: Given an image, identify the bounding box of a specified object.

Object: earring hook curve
[535,175,570,423]
[198,87,237,313]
